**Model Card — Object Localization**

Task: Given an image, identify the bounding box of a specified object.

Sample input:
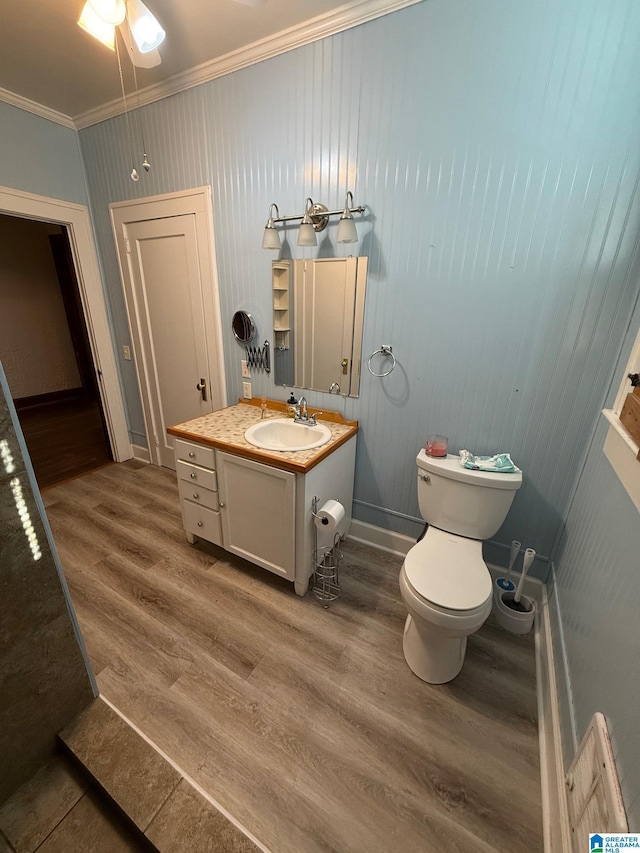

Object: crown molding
[0,86,75,129]
[74,0,424,128]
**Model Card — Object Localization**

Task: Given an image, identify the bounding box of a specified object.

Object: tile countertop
[167,398,358,474]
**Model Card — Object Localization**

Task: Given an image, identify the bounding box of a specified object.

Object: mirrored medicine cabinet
[272,257,368,398]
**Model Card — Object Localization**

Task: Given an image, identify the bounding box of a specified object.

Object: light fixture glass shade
[262,224,281,250]
[337,212,358,243]
[89,0,126,25]
[119,21,161,67]
[78,1,115,49]
[297,222,317,247]
[127,0,166,53]
[262,205,281,249]
[297,200,317,247]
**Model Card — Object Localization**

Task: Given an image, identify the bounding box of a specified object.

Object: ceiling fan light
[127,0,166,53]
[88,0,126,26]
[78,2,115,50]
[118,21,162,67]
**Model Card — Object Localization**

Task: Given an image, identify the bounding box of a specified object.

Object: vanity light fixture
[261,192,365,249]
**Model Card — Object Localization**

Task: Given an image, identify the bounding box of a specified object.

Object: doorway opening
[0,213,112,487]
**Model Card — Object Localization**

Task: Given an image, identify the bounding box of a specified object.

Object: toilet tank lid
[416,450,523,490]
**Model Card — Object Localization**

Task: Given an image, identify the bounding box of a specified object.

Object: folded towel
[459,449,519,473]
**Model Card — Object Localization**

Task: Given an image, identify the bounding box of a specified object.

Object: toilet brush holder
[494,590,536,635]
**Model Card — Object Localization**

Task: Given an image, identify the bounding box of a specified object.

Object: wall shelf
[272,261,291,350]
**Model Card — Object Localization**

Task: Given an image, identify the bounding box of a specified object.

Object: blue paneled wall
[76,0,640,574]
[551,295,640,828]
[0,102,87,204]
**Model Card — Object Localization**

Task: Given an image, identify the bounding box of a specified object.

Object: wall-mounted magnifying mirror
[272,257,367,397]
[232,310,256,343]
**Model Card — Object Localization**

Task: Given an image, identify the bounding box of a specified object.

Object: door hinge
[125,238,131,255]
[154,435,160,447]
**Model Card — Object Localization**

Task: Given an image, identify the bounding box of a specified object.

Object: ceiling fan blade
[118,21,161,67]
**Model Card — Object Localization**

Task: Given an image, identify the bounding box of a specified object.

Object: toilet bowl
[399,527,493,683]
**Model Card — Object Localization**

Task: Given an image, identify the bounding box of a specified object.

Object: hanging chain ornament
[132,62,151,172]
[115,35,140,181]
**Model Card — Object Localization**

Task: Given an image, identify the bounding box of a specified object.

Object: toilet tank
[416,450,522,540]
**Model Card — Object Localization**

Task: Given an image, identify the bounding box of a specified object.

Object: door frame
[0,185,130,461]
[110,186,227,465]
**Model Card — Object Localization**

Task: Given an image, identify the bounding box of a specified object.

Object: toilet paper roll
[314,499,345,532]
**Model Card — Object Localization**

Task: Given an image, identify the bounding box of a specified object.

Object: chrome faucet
[294,396,308,423]
[294,397,322,426]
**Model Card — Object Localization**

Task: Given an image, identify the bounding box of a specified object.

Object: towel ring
[367,345,396,377]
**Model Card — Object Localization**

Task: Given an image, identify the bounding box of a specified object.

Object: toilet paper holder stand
[311,496,342,608]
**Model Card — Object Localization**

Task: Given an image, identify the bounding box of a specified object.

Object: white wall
[0,215,81,399]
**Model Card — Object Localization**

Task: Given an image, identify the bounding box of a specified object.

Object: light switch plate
[241,359,250,378]
[242,381,252,399]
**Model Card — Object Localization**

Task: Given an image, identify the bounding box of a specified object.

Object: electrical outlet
[241,359,250,378]
[123,345,131,361]
[242,380,252,399]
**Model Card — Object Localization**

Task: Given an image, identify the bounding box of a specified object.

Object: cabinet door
[217,452,296,580]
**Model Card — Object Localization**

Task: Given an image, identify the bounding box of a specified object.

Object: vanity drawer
[182,500,222,546]
[179,479,219,511]
[176,459,218,491]
[174,438,216,470]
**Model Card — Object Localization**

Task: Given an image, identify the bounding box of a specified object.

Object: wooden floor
[17,397,112,489]
[43,461,543,853]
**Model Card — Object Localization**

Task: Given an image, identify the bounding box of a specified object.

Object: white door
[112,189,226,469]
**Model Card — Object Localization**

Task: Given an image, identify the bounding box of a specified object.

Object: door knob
[219,502,225,508]
[196,378,208,401]
[341,358,349,375]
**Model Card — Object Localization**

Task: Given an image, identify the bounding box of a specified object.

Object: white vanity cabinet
[174,438,222,546]
[172,419,357,597]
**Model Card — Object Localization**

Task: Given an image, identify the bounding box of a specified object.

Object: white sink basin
[244,418,332,452]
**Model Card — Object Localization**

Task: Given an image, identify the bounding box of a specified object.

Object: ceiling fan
[77,0,165,68]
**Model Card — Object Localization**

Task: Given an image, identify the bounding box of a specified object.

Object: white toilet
[399,450,522,684]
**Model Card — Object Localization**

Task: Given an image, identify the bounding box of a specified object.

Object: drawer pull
[189,451,195,458]
[192,493,199,500]
[190,472,197,479]
[197,521,203,527]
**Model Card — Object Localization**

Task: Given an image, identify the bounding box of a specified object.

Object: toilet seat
[404,527,492,612]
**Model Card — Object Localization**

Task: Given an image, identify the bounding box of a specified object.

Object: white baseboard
[131,444,151,463]
[348,519,416,556]
[536,583,572,853]
[348,517,569,852]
